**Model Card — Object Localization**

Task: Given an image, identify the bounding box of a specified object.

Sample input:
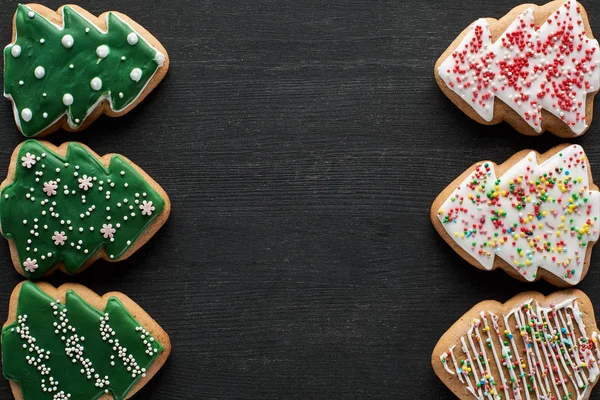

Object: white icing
[21,108,32,122]
[62,94,73,106]
[440,350,456,375]
[34,66,45,79]
[127,32,138,45]
[90,77,102,91]
[436,144,600,285]
[11,45,21,57]
[12,314,71,398]
[130,68,142,82]
[481,312,513,400]
[61,34,74,48]
[155,52,165,66]
[440,297,600,400]
[437,0,600,135]
[96,44,109,59]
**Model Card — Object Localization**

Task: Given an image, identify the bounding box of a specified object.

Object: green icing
[2,282,164,400]
[0,140,165,278]
[5,4,165,137]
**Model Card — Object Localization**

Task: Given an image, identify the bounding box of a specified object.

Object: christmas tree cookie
[4,4,169,137]
[0,140,170,279]
[433,290,600,400]
[435,0,600,138]
[431,144,600,286]
[2,281,170,400]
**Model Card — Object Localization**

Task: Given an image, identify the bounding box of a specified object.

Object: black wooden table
[1,0,600,398]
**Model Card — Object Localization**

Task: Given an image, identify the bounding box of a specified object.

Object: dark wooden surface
[1,0,600,399]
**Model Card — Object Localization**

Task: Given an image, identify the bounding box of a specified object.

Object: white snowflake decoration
[139,200,155,216]
[43,180,58,197]
[100,223,116,239]
[51,231,67,246]
[21,152,36,169]
[23,258,38,273]
[78,175,93,191]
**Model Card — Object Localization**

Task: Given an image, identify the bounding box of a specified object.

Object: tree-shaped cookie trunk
[2,282,170,400]
[4,4,168,137]
[0,141,170,279]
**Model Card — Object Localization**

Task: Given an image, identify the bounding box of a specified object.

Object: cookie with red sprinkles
[432,289,600,400]
[431,144,599,286]
[435,0,600,138]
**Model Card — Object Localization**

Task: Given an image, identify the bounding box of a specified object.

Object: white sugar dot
[85,27,90,33]
[90,77,102,91]
[127,32,138,45]
[62,94,73,106]
[40,38,45,44]
[61,34,74,49]
[43,112,48,119]
[21,108,32,122]
[11,45,21,58]
[34,66,45,79]
[130,68,142,82]
[155,52,165,66]
[96,45,109,59]
[119,92,124,99]
[28,11,34,18]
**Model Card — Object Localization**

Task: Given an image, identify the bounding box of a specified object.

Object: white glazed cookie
[431,144,600,286]
[435,0,600,138]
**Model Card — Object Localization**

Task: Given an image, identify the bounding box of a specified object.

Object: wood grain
[0,0,598,399]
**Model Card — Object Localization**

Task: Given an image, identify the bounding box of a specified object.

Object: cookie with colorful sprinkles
[4,4,169,137]
[2,281,171,400]
[0,140,171,279]
[435,0,600,138]
[431,144,599,286]
[433,290,600,400]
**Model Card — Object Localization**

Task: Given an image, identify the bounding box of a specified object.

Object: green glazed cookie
[0,140,170,278]
[2,281,171,400]
[4,4,169,137]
